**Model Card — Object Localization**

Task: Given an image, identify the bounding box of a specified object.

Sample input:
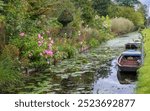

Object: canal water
[15,32,141,94]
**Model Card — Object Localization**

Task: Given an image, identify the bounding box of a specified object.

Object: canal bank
[137,29,150,93]
[14,32,141,94]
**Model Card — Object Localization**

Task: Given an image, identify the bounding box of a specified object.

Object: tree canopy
[114,0,140,7]
[93,0,111,16]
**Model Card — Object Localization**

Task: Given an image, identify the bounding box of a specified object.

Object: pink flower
[38,34,42,39]
[50,40,54,44]
[38,41,42,46]
[19,32,25,37]
[48,43,52,49]
[44,50,53,57]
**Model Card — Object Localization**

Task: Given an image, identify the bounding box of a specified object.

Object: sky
[139,0,150,5]
[139,0,150,16]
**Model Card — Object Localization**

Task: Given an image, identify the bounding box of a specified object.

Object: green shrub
[10,32,56,69]
[108,5,145,28]
[88,38,99,48]
[111,17,134,35]
[0,21,5,52]
[57,42,77,59]
[0,45,22,93]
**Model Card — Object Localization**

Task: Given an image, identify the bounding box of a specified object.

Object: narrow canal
[15,32,141,94]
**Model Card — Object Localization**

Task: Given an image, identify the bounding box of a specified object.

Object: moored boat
[117,50,142,72]
[125,42,141,50]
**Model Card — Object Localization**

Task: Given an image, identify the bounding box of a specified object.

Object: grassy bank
[137,29,150,93]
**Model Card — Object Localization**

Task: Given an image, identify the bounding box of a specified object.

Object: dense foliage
[137,29,150,93]
[108,5,145,28]
[93,0,111,16]
[0,44,22,93]
[0,0,147,93]
[114,0,139,7]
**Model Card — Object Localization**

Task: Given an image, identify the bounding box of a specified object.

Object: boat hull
[118,65,139,72]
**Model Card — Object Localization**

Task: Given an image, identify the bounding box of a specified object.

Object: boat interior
[119,55,141,66]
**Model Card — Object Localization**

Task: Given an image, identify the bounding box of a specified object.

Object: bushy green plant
[10,32,55,68]
[4,0,29,38]
[56,39,77,58]
[0,45,22,93]
[108,5,145,28]
[71,0,95,26]
[88,38,99,48]
[0,21,5,52]
[93,0,111,16]
[111,17,134,35]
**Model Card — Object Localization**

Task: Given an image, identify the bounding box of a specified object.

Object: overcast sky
[139,0,150,16]
[139,0,150,5]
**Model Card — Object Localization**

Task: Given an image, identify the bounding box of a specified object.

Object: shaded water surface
[93,59,137,94]
[15,32,141,94]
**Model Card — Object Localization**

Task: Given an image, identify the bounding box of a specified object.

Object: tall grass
[111,17,134,35]
[136,29,150,93]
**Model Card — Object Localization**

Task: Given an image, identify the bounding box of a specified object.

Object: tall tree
[71,0,95,25]
[114,0,139,7]
[93,0,111,16]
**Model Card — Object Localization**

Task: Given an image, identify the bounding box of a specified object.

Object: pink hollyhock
[19,32,25,37]
[44,50,53,57]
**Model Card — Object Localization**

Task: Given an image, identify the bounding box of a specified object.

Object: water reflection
[93,59,136,94]
[57,72,94,94]
[117,71,137,84]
